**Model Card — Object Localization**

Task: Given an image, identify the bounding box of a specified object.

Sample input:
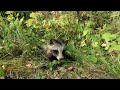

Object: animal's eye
[53,50,58,54]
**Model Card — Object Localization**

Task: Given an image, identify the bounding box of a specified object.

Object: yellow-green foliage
[0,11,120,79]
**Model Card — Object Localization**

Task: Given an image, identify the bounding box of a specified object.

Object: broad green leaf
[109,45,120,52]
[116,37,120,44]
[111,41,117,46]
[102,32,117,42]
[87,55,97,63]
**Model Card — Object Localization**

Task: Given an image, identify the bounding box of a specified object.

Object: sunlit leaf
[30,12,37,18]
[101,43,107,47]
[7,15,14,21]
[5,11,13,14]
[19,17,24,27]
[92,42,98,47]
[111,12,120,18]
[81,40,86,47]
[109,45,120,52]
[116,37,120,44]
[0,67,4,77]
[0,16,3,21]
[86,21,94,28]
[25,19,34,27]
[102,32,117,42]
[82,28,90,36]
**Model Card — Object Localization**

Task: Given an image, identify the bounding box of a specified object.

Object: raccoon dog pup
[42,39,68,61]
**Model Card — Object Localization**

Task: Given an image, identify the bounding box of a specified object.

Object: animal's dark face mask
[47,39,68,60]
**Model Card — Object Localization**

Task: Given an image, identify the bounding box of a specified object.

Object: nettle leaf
[87,55,97,63]
[102,32,117,42]
[109,45,120,52]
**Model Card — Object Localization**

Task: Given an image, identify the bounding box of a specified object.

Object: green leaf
[101,43,107,47]
[109,45,120,52]
[25,19,34,27]
[5,11,13,14]
[116,37,120,44]
[92,42,98,47]
[30,12,37,18]
[0,67,4,77]
[102,32,117,42]
[81,40,86,47]
[86,21,94,28]
[82,28,90,36]
[111,12,120,18]
[19,17,24,27]
[0,16,3,21]
[105,42,111,50]
[87,55,97,63]
[7,15,14,21]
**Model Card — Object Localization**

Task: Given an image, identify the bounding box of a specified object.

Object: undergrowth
[0,11,120,79]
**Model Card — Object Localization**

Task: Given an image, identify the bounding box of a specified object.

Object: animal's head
[47,39,68,60]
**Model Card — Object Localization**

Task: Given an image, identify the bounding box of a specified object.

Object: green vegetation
[0,11,120,79]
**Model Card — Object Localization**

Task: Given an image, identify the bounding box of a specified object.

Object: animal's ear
[50,39,57,45]
[57,38,68,45]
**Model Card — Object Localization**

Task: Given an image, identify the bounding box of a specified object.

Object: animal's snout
[59,57,64,60]
[57,57,64,60]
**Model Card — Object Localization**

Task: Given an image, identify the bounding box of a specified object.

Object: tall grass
[0,11,119,79]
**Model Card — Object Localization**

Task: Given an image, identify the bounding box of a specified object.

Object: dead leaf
[68,66,74,71]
